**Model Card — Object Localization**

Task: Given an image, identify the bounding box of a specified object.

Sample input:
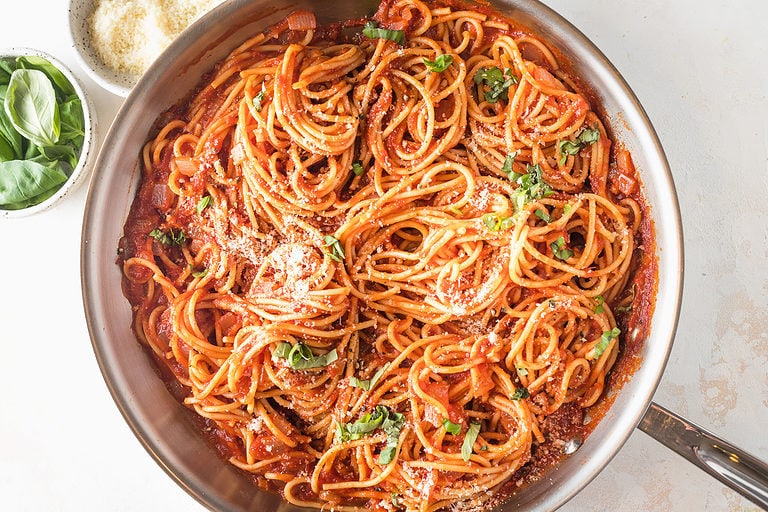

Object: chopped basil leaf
[391,492,400,507]
[473,66,518,103]
[461,421,481,461]
[253,86,266,112]
[563,204,572,215]
[352,160,364,176]
[579,127,600,145]
[516,366,529,376]
[336,405,404,465]
[272,341,291,359]
[379,409,405,464]
[558,127,599,165]
[550,236,573,260]
[149,228,186,246]
[323,235,345,262]
[362,20,406,45]
[501,151,517,179]
[196,195,211,214]
[349,363,388,391]
[442,418,461,435]
[594,295,605,314]
[593,327,620,359]
[337,407,386,442]
[482,213,500,231]
[511,387,530,400]
[423,54,453,72]
[272,341,338,370]
[482,213,514,231]
[499,216,515,230]
[190,267,208,278]
[510,163,554,212]
[534,208,552,223]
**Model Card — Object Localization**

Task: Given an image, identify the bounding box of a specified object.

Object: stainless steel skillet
[80,0,768,509]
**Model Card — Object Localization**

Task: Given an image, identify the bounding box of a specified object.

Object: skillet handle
[639,401,768,509]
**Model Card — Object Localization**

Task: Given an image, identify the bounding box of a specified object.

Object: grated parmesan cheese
[88,0,225,75]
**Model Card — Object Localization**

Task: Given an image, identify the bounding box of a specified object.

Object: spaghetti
[119,1,656,510]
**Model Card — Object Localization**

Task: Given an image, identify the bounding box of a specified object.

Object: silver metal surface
[640,402,768,509]
[80,0,684,510]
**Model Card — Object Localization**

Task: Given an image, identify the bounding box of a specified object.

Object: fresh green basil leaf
[423,54,453,73]
[442,418,461,435]
[1,186,58,210]
[37,144,77,171]
[0,59,15,83]
[0,159,66,207]
[5,69,60,147]
[15,56,77,101]
[593,327,620,359]
[362,21,406,45]
[352,161,364,176]
[57,98,84,146]
[0,86,23,159]
[0,134,14,162]
[461,421,481,461]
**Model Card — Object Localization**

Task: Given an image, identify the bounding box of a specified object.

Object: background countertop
[1,1,766,510]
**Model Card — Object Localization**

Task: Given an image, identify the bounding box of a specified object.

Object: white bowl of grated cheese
[68,0,224,96]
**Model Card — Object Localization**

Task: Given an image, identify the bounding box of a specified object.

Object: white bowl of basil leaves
[0,47,94,217]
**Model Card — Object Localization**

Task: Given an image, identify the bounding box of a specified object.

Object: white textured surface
[0,1,766,511]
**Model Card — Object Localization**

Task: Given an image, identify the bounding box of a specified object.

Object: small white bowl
[68,0,138,97]
[0,47,96,219]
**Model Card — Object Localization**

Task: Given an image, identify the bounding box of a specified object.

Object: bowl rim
[0,46,96,219]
